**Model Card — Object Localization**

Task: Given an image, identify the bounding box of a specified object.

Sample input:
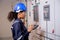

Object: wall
[39,0,60,40]
[27,0,45,40]
[55,0,60,40]
[0,0,23,40]
[27,0,60,40]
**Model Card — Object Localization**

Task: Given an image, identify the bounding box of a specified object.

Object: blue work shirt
[11,19,29,40]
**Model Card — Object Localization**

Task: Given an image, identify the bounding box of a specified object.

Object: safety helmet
[13,2,27,13]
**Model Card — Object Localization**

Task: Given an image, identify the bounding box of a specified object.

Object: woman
[7,2,34,40]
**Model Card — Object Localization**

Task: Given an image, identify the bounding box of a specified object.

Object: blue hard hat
[13,2,27,13]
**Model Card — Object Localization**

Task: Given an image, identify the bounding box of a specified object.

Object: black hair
[7,11,18,22]
[19,10,26,13]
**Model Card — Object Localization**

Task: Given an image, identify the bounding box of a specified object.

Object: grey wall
[0,0,12,38]
[0,0,23,39]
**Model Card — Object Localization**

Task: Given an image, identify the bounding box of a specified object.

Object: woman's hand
[27,24,34,32]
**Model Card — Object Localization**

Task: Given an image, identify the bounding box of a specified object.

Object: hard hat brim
[16,10,22,13]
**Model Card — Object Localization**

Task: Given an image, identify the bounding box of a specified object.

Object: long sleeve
[17,22,30,40]
[13,22,22,40]
[11,19,30,40]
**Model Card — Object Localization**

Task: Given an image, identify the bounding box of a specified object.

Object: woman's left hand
[27,24,34,32]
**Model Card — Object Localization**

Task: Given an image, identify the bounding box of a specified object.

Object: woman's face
[18,12,25,19]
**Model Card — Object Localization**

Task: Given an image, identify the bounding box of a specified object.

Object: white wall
[55,0,60,40]
[27,0,60,40]
[27,0,34,26]
[39,0,55,40]
[39,0,60,40]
